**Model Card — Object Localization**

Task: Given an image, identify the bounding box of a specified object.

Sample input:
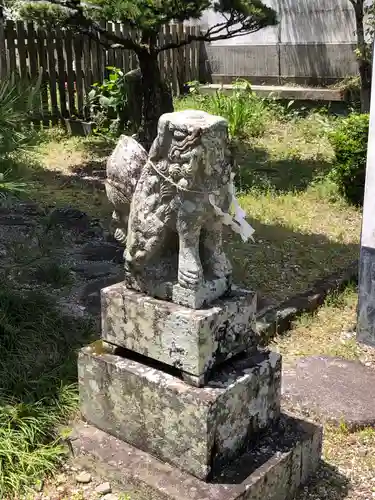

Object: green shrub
[87,66,129,135]
[328,113,369,206]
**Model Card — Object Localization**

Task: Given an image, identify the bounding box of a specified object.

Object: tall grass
[0,75,43,201]
[207,81,271,138]
[0,75,42,155]
[0,285,94,496]
[176,80,273,139]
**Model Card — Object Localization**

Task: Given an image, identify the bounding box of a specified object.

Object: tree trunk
[137,51,174,150]
[354,1,372,113]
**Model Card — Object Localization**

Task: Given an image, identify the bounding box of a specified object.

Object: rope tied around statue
[137,134,255,244]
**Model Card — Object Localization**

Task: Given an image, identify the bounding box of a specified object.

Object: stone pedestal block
[101,283,257,385]
[78,344,281,480]
[124,275,232,309]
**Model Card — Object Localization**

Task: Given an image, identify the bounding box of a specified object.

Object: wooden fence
[0,20,201,120]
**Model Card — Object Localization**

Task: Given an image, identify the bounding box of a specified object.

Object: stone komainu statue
[105,110,234,292]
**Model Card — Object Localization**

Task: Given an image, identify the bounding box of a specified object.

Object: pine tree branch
[157,19,264,53]
[39,0,142,52]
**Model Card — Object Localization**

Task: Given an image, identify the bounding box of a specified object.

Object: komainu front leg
[111,210,128,245]
[105,181,130,246]
[201,219,232,280]
[177,217,203,289]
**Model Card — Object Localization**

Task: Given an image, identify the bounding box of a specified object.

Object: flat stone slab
[71,415,322,500]
[78,346,281,480]
[124,275,232,309]
[200,84,345,102]
[101,282,257,384]
[282,356,375,428]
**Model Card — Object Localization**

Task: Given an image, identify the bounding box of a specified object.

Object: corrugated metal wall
[201,0,361,85]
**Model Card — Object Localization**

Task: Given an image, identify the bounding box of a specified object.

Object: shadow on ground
[226,219,358,303]
[296,461,350,500]
[0,286,95,404]
[68,137,114,178]
[235,143,333,193]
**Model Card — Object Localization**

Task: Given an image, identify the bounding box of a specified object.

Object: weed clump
[0,286,93,496]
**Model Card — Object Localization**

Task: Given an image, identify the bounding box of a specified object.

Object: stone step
[71,415,322,500]
[200,84,345,101]
[78,345,281,480]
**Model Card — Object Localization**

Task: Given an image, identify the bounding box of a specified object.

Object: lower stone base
[72,415,322,500]
[78,344,281,480]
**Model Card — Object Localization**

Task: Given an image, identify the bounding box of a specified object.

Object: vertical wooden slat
[27,22,38,82]
[37,26,49,120]
[0,17,7,79]
[98,22,106,81]
[130,29,138,70]
[16,22,28,82]
[27,22,40,120]
[55,27,67,117]
[46,29,58,121]
[192,25,199,81]
[74,36,84,117]
[158,27,165,82]
[114,22,122,70]
[170,23,178,95]
[177,23,185,94]
[121,24,130,74]
[184,25,192,84]
[6,21,17,76]
[90,35,99,84]
[64,30,75,116]
[107,22,115,68]
[82,36,92,119]
[82,35,93,91]
[26,23,39,118]
[97,37,105,81]
[164,24,172,89]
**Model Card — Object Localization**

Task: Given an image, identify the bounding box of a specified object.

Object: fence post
[74,36,84,117]
[64,30,76,116]
[191,25,199,82]
[177,23,185,94]
[0,12,6,80]
[36,26,49,121]
[170,24,178,95]
[46,28,58,121]
[55,27,68,118]
[16,22,28,82]
[6,21,17,75]
[121,24,130,74]
[26,22,38,82]
[184,25,192,84]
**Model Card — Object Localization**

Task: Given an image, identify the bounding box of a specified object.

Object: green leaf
[99,95,111,107]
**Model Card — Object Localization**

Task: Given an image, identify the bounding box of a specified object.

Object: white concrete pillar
[357,50,375,346]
